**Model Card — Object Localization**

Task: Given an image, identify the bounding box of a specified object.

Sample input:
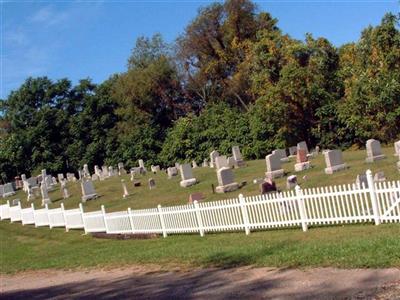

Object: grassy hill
[0,146,399,274]
[2,146,399,212]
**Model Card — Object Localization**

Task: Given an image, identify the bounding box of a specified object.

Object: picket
[1,171,399,238]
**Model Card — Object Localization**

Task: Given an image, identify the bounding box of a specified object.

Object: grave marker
[148,178,156,190]
[365,139,386,163]
[265,153,284,179]
[215,167,239,193]
[215,155,228,170]
[210,150,219,168]
[272,149,289,162]
[179,164,197,187]
[294,149,311,172]
[324,150,347,174]
[81,180,97,202]
[232,146,246,167]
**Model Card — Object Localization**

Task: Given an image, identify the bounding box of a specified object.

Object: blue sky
[2,1,399,99]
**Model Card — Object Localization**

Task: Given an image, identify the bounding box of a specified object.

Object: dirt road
[1,266,399,299]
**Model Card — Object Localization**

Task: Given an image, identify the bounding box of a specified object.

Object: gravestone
[395,140,400,156]
[227,156,236,168]
[215,167,239,193]
[102,166,108,177]
[121,179,129,198]
[289,146,297,157]
[365,139,386,163]
[167,167,178,179]
[374,171,386,182]
[12,199,20,206]
[210,150,220,168]
[83,164,90,178]
[232,146,246,167]
[118,162,126,175]
[108,166,114,177]
[356,174,368,188]
[57,173,64,182]
[265,153,284,179]
[45,175,55,191]
[40,183,51,206]
[175,162,180,170]
[202,159,209,167]
[215,155,228,170]
[27,184,35,201]
[27,177,38,188]
[151,165,160,173]
[91,174,99,181]
[138,159,147,172]
[286,175,297,189]
[294,149,311,172]
[81,180,97,202]
[260,178,277,194]
[272,149,289,162]
[324,150,347,174]
[94,165,102,178]
[297,141,309,155]
[78,170,83,181]
[61,180,70,199]
[66,173,77,182]
[189,192,204,204]
[52,177,57,185]
[148,178,156,190]
[179,164,197,187]
[192,160,198,169]
[2,183,15,198]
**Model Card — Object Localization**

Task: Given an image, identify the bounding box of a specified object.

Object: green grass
[0,146,399,274]
[0,221,399,274]
[2,146,399,212]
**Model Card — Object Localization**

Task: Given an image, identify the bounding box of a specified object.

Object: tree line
[1,0,399,181]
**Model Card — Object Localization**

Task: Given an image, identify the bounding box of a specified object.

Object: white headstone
[192,160,198,168]
[272,149,289,162]
[167,167,178,179]
[366,139,386,163]
[210,150,219,168]
[215,167,239,193]
[40,183,51,206]
[265,154,284,179]
[395,140,400,156]
[2,183,15,197]
[324,150,347,174]
[215,155,228,170]
[81,180,97,202]
[179,163,197,187]
[122,179,129,198]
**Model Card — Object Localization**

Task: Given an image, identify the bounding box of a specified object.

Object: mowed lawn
[0,146,399,274]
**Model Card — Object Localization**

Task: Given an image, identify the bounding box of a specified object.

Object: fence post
[127,208,136,234]
[157,204,167,238]
[79,203,87,235]
[46,204,51,229]
[193,201,204,237]
[295,185,308,232]
[61,203,68,232]
[238,194,250,235]
[31,203,36,226]
[18,201,22,225]
[366,169,381,225]
[101,205,109,233]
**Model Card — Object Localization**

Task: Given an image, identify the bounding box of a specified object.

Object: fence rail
[0,170,399,237]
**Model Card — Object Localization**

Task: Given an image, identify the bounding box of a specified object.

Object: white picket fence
[0,170,399,237]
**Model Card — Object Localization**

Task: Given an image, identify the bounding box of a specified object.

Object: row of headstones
[266,139,400,179]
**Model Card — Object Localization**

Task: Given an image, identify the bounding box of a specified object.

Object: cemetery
[0,144,399,275]
[0,2,399,297]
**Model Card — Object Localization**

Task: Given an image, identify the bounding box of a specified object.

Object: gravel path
[1,266,399,299]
